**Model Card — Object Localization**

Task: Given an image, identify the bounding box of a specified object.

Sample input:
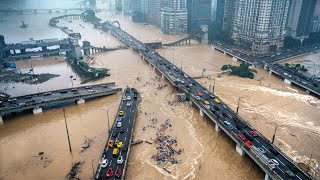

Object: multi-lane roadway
[95,87,139,180]
[101,22,313,180]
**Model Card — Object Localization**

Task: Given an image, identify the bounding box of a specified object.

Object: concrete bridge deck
[94,87,139,180]
[0,83,122,123]
[100,21,314,180]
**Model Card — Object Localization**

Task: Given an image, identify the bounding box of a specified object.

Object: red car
[115,169,122,178]
[197,92,203,97]
[250,130,258,137]
[106,168,113,177]
[245,141,253,148]
[222,112,228,117]
[237,134,247,142]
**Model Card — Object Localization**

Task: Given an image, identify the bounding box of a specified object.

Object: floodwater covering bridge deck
[0,83,122,123]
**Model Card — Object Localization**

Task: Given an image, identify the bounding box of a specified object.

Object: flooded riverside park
[0,0,320,179]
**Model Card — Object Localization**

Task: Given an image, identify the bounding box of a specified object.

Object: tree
[283,36,301,50]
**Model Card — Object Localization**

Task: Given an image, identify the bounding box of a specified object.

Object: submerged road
[100,22,313,180]
[95,87,139,179]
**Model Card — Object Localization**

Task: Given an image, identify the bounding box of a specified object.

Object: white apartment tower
[161,0,188,34]
[233,0,290,54]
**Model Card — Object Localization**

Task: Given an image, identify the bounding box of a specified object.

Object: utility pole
[271,125,278,144]
[180,60,182,70]
[63,109,72,153]
[236,97,241,114]
[212,78,216,94]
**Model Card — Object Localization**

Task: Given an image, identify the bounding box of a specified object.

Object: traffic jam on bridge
[95,87,138,179]
[102,22,312,180]
[0,83,115,111]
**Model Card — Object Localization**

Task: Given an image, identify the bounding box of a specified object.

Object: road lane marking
[275,157,285,166]
[124,137,127,141]
[277,167,285,174]
[127,128,128,132]
[109,160,113,166]
[254,139,260,143]
[129,118,131,123]
[296,175,302,180]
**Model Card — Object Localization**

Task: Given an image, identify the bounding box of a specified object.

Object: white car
[195,96,200,100]
[117,156,123,164]
[117,121,122,128]
[126,96,131,100]
[126,101,131,106]
[101,159,108,168]
[204,105,210,109]
[123,96,127,101]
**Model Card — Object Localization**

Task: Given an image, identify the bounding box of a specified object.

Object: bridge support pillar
[223,51,226,55]
[153,66,156,71]
[161,73,164,79]
[284,79,291,85]
[215,123,221,132]
[33,107,43,114]
[188,100,193,106]
[306,90,310,94]
[77,98,85,104]
[232,57,238,61]
[199,109,204,117]
[236,144,245,156]
[0,116,3,125]
[269,70,272,74]
[264,174,271,180]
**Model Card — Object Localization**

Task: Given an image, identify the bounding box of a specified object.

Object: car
[88,89,95,92]
[244,141,253,148]
[285,170,295,179]
[197,92,203,97]
[106,168,113,177]
[222,105,227,109]
[243,131,254,141]
[195,96,200,100]
[233,117,240,123]
[269,148,279,155]
[226,124,234,130]
[184,74,188,78]
[8,98,17,102]
[204,100,210,105]
[180,80,185,84]
[116,117,123,122]
[112,148,120,157]
[123,96,127,101]
[44,92,52,96]
[122,145,128,152]
[223,120,230,125]
[117,156,124,164]
[203,90,208,94]
[126,96,131,100]
[112,131,118,137]
[117,121,122,128]
[115,169,122,178]
[288,164,298,172]
[250,130,258,137]
[18,102,26,106]
[213,106,220,111]
[108,140,114,147]
[71,88,77,92]
[120,127,125,133]
[209,94,215,98]
[214,98,221,103]
[126,101,131,106]
[118,110,124,116]
[117,141,124,148]
[101,159,109,168]
[204,105,210,109]
[85,86,91,89]
[222,112,228,117]
[237,134,247,142]
[24,95,33,99]
[59,90,68,93]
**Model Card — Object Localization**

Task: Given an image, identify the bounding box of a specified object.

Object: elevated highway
[94,87,139,180]
[100,21,314,180]
[0,83,122,123]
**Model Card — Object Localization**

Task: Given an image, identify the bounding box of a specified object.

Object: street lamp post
[70,75,74,88]
[271,125,278,144]
[100,105,116,134]
[236,97,241,114]
[63,109,72,153]
[212,78,216,94]
[91,159,95,178]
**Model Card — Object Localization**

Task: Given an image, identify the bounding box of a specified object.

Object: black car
[269,147,279,155]
[122,145,128,152]
[214,106,220,111]
[112,129,118,137]
[288,164,298,172]
[243,131,253,141]
[120,127,125,133]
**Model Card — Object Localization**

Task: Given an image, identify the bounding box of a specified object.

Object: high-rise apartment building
[187,0,212,32]
[147,0,161,26]
[115,0,123,11]
[131,0,149,22]
[310,16,320,32]
[211,0,235,35]
[232,0,290,55]
[123,0,131,14]
[286,0,317,39]
[314,0,320,16]
[161,0,188,34]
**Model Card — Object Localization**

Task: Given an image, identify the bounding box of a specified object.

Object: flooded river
[1,1,320,179]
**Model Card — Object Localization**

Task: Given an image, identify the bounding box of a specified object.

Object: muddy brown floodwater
[1,12,320,180]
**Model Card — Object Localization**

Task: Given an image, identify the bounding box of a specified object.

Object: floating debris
[80,136,94,153]
[66,160,84,180]
[131,140,143,146]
